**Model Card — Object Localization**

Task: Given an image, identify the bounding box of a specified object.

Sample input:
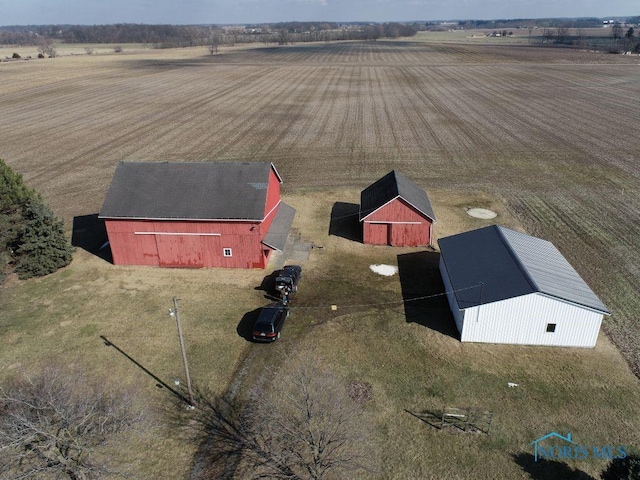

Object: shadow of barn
[71,214,112,263]
[397,251,458,339]
[328,202,362,242]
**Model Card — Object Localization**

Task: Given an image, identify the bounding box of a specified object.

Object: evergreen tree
[14,199,73,279]
[0,160,28,278]
[0,159,73,280]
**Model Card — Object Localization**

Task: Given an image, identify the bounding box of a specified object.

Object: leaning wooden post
[172,297,195,407]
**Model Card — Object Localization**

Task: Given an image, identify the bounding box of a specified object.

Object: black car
[251,303,289,342]
[275,265,302,297]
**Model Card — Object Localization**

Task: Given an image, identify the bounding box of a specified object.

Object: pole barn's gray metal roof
[262,202,296,252]
[99,161,281,221]
[359,170,436,222]
[438,225,609,314]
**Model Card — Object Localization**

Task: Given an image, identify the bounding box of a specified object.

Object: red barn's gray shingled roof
[438,225,609,314]
[359,170,436,222]
[99,161,282,221]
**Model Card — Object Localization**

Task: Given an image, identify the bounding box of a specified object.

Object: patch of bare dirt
[347,381,373,404]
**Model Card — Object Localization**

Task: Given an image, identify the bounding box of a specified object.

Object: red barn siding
[260,169,282,237]
[105,219,270,269]
[106,220,160,266]
[365,198,428,223]
[362,198,433,247]
[265,169,281,217]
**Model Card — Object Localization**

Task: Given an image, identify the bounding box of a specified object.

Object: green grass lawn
[0,246,263,477]
[1,188,638,479]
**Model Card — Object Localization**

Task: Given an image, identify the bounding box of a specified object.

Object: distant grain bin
[438,225,609,348]
[359,170,436,247]
[99,161,295,269]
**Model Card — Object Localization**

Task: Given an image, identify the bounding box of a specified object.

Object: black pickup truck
[274,265,302,299]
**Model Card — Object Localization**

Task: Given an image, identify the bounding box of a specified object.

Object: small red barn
[360,170,436,247]
[99,161,295,269]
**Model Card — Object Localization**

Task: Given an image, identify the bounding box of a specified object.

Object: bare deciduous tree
[188,353,376,479]
[611,23,623,41]
[0,366,145,480]
[209,32,222,55]
[248,354,375,479]
[277,29,289,45]
[575,27,586,49]
[36,36,57,57]
[363,25,384,41]
[556,26,570,44]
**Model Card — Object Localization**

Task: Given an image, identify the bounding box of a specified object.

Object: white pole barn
[438,225,609,348]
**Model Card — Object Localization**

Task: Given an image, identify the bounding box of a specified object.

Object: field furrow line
[213,66,323,159]
[21,65,285,185]
[302,67,346,148]
[393,68,447,153]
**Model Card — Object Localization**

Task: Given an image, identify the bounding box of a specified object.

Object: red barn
[99,162,295,269]
[360,170,436,247]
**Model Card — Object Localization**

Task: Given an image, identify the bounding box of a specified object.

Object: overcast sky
[0,0,637,26]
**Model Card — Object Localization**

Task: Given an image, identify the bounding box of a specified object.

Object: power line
[289,283,481,310]
[330,211,362,221]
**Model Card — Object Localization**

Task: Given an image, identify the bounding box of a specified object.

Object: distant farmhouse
[360,170,436,247]
[438,225,609,347]
[99,162,295,269]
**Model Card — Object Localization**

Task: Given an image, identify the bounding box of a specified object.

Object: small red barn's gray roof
[438,225,609,314]
[359,170,436,222]
[99,161,282,221]
[262,202,296,252]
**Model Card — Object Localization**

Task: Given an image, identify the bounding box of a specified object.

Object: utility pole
[170,297,195,407]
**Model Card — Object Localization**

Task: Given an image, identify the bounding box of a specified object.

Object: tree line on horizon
[456,16,640,29]
[0,22,419,49]
[3,17,640,52]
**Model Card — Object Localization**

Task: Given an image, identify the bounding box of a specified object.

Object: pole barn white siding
[437,226,609,348]
[439,256,465,335]
[461,293,603,347]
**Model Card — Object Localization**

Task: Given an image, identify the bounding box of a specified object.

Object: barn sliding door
[390,223,425,247]
[155,234,205,268]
